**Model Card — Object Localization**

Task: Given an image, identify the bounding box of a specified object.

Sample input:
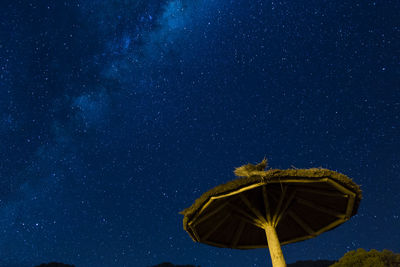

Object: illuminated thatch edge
[180,168,362,241]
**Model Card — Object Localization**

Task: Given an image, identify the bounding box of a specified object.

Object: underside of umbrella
[181,163,362,267]
[186,177,358,248]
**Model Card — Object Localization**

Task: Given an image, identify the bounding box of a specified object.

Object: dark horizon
[0,0,398,266]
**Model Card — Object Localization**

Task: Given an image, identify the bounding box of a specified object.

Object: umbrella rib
[190,201,230,227]
[262,185,272,223]
[189,224,201,242]
[296,187,348,198]
[280,235,314,245]
[272,185,287,225]
[267,178,328,184]
[296,197,346,219]
[239,194,268,226]
[202,213,231,241]
[287,210,315,236]
[345,195,355,219]
[181,164,362,262]
[326,179,356,198]
[231,220,246,247]
[274,189,296,227]
[315,218,347,235]
[229,203,265,228]
[327,179,357,219]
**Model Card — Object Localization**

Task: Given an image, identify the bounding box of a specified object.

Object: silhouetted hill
[288,260,337,267]
[34,263,75,267]
[149,263,199,267]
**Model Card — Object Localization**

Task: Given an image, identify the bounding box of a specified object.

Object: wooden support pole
[264,224,287,267]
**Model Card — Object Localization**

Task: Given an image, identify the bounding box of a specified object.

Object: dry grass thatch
[180,160,362,235]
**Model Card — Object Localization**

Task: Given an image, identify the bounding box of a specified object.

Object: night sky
[0,0,399,266]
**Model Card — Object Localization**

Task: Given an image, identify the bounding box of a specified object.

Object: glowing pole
[264,224,287,267]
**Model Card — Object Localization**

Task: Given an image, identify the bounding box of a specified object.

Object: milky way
[0,0,399,266]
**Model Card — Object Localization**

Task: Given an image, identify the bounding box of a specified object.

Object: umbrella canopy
[180,160,362,266]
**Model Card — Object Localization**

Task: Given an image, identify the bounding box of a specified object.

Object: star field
[0,0,399,266]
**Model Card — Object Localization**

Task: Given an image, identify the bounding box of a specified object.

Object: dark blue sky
[0,0,399,266]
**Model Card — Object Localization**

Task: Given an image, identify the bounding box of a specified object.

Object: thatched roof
[180,163,362,243]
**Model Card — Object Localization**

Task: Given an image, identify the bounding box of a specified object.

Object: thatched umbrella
[180,159,362,267]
